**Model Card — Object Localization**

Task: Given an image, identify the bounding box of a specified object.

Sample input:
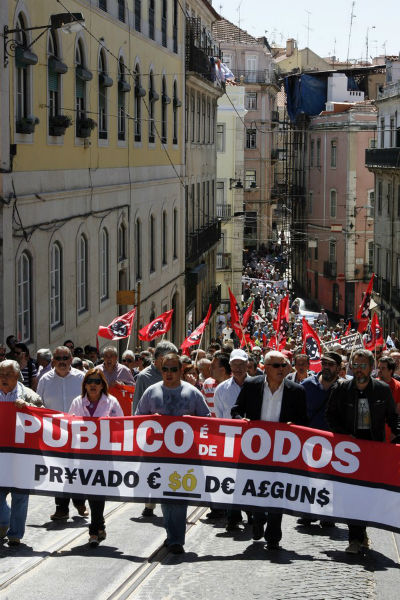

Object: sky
[217,0,400,63]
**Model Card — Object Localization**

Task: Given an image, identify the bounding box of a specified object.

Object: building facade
[366,60,400,334]
[184,0,224,343]
[215,85,245,305]
[0,0,186,350]
[213,19,279,251]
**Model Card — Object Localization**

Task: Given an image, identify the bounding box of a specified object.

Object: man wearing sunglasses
[231,350,308,551]
[136,353,210,554]
[327,348,400,555]
[37,346,87,521]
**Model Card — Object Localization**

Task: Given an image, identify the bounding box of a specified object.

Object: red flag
[138,310,173,342]
[97,308,136,340]
[357,274,374,333]
[242,301,254,329]
[302,317,322,373]
[344,320,351,336]
[181,305,212,351]
[267,336,277,349]
[240,332,255,349]
[275,295,290,350]
[364,313,384,350]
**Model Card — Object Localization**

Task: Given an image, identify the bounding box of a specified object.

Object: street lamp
[3,12,85,67]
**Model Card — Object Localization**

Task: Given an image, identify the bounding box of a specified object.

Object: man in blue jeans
[136,353,210,554]
[0,360,43,546]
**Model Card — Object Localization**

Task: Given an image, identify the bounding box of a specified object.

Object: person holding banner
[136,353,210,554]
[0,360,43,546]
[69,368,123,547]
[231,350,308,550]
[327,349,400,555]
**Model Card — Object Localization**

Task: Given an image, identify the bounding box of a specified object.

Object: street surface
[1,495,400,599]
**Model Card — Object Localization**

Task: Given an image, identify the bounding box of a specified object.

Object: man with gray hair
[36,348,53,383]
[99,346,135,387]
[132,340,178,517]
[0,360,42,546]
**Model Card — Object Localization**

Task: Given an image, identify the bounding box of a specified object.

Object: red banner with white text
[1,405,400,532]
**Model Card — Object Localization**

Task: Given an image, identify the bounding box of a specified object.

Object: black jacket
[231,375,308,425]
[326,377,400,441]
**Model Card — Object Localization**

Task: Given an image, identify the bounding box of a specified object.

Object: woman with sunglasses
[69,368,123,547]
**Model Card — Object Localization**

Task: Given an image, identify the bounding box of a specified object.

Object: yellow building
[0,0,186,349]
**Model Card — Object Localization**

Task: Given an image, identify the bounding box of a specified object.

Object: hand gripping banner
[1,405,400,533]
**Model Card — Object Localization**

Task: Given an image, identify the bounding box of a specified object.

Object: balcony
[365,148,400,169]
[186,219,221,263]
[216,204,231,219]
[203,284,221,316]
[234,70,274,84]
[186,18,221,84]
[216,252,231,270]
[323,261,337,279]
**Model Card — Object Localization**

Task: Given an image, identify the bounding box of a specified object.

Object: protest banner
[1,405,400,532]
[109,384,135,416]
[324,333,363,351]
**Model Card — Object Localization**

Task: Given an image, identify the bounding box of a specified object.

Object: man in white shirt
[214,349,250,530]
[37,346,87,521]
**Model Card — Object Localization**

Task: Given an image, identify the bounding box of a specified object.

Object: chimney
[286,38,296,57]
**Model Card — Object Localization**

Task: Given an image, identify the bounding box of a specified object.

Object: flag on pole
[275,295,290,350]
[138,310,173,342]
[357,274,374,333]
[242,301,254,329]
[97,308,137,340]
[344,320,351,336]
[181,305,212,352]
[302,317,322,372]
[364,313,384,350]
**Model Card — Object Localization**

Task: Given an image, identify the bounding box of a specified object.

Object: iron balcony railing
[365,148,400,169]
[216,204,231,219]
[185,219,221,263]
[233,69,274,84]
[216,252,231,270]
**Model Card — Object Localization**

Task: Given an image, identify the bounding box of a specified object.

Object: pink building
[306,104,376,318]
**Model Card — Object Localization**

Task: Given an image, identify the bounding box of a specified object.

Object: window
[173,81,180,144]
[310,139,314,167]
[246,54,257,82]
[98,50,109,139]
[378,180,382,214]
[161,0,167,48]
[308,191,313,214]
[246,129,256,149]
[367,242,373,273]
[390,117,395,147]
[17,252,32,342]
[207,100,211,143]
[135,0,141,31]
[330,189,337,219]
[216,124,225,152]
[161,77,170,144]
[216,181,224,206]
[118,223,127,261]
[162,211,167,265]
[150,215,155,272]
[173,0,178,53]
[245,92,257,110]
[245,170,256,189]
[330,140,337,168]
[77,235,88,313]
[316,138,321,167]
[367,190,375,217]
[223,53,232,69]
[380,117,385,148]
[314,242,318,261]
[148,71,157,143]
[197,95,201,142]
[48,31,60,123]
[135,219,142,280]
[75,40,91,135]
[15,14,33,128]
[211,101,215,143]
[118,0,125,22]
[149,0,155,40]
[329,240,336,264]
[100,229,109,300]
[99,0,107,10]
[173,209,178,259]
[190,95,195,142]
[50,243,62,328]
[134,65,143,142]
[118,58,128,141]
[202,97,206,142]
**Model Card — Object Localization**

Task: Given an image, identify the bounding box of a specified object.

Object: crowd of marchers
[1,246,400,556]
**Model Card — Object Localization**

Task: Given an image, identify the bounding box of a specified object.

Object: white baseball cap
[229,349,248,362]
